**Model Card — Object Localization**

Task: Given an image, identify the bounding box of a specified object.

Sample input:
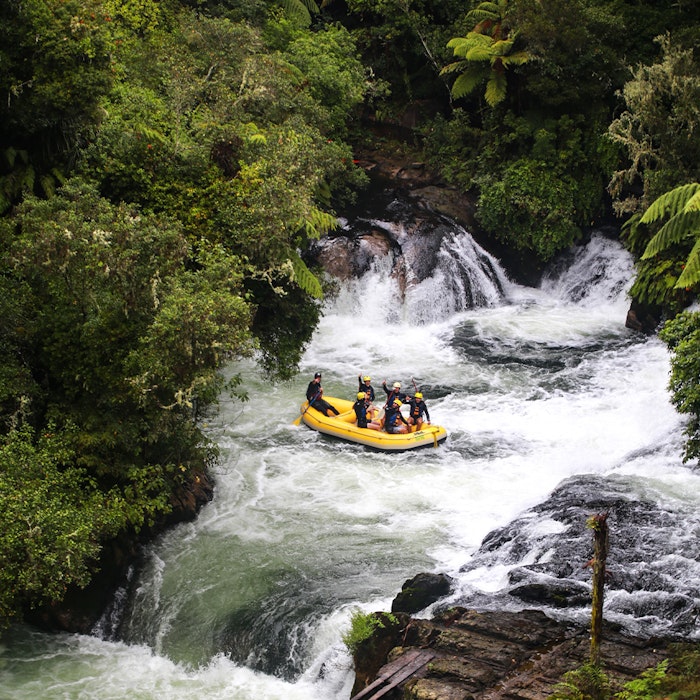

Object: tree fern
[289,251,323,299]
[641,183,700,224]
[442,1,529,108]
[642,211,700,259]
[640,183,700,290]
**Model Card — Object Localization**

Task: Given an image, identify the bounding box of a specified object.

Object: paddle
[292,389,320,426]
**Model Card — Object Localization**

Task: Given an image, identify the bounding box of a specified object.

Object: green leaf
[451,69,487,99]
[640,183,700,224]
[642,210,700,258]
[485,71,508,106]
[289,251,323,299]
[675,237,700,289]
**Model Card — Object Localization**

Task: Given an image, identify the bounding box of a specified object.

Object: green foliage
[342,610,399,654]
[0,424,127,627]
[0,0,115,208]
[659,311,700,462]
[608,35,700,216]
[551,663,611,700]
[0,180,252,582]
[283,23,368,137]
[627,258,688,317]
[615,660,668,700]
[640,183,700,291]
[441,0,530,107]
[476,157,581,262]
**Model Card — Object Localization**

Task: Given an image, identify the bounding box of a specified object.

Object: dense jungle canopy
[1,0,699,628]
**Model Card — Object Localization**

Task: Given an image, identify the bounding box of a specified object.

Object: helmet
[357,392,366,400]
[363,375,371,382]
[394,399,402,407]
[393,382,401,389]
[415,392,423,399]
[314,372,322,378]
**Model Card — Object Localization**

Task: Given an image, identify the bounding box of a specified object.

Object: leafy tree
[1,178,252,478]
[476,156,580,261]
[0,0,115,210]
[608,34,700,217]
[0,424,128,626]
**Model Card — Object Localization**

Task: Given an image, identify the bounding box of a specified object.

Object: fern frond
[440,60,469,76]
[281,0,319,25]
[451,68,487,99]
[642,210,700,258]
[686,190,700,212]
[39,173,56,198]
[675,237,700,289]
[467,6,500,24]
[491,38,516,57]
[289,251,323,299]
[446,36,473,58]
[502,50,531,67]
[640,183,700,224]
[467,44,495,62]
[485,71,507,106]
[297,206,338,240]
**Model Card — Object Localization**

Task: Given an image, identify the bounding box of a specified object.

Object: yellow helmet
[357,392,366,400]
[415,392,423,399]
[363,375,371,381]
[394,399,402,407]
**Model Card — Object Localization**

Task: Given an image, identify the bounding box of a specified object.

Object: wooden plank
[351,649,436,700]
[365,651,435,700]
[350,649,423,700]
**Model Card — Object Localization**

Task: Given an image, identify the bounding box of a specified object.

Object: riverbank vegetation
[1,0,700,631]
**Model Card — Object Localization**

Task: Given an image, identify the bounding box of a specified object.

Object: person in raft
[353,392,381,431]
[406,392,430,430]
[383,398,409,434]
[358,374,375,402]
[382,380,409,404]
[306,372,340,416]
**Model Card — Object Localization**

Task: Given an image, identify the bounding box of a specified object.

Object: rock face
[351,607,679,700]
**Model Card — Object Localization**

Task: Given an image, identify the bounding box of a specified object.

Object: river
[1,218,699,699]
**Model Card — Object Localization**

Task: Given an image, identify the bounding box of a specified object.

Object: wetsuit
[358,377,375,402]
[407,398,430,424]
[382,381,408,404]
[353,398,370,428]
[306,380,339,416]
[384,403,408,434]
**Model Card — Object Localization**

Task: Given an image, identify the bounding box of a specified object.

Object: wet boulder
[392,572,454,614]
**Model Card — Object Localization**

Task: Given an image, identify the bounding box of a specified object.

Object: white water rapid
[2,228,699,700]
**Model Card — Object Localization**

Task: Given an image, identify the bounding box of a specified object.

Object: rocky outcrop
[351,606,681,700]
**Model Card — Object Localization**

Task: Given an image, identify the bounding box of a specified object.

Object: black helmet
[314,372,322,378]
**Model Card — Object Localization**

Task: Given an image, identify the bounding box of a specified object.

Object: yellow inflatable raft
[298,396,447,451]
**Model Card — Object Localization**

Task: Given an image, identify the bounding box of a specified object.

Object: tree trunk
[589,512,609,667]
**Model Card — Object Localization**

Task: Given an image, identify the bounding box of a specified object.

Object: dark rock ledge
[351,606,679,700]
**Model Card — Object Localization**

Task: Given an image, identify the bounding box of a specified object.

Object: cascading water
[1,214,699,699]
